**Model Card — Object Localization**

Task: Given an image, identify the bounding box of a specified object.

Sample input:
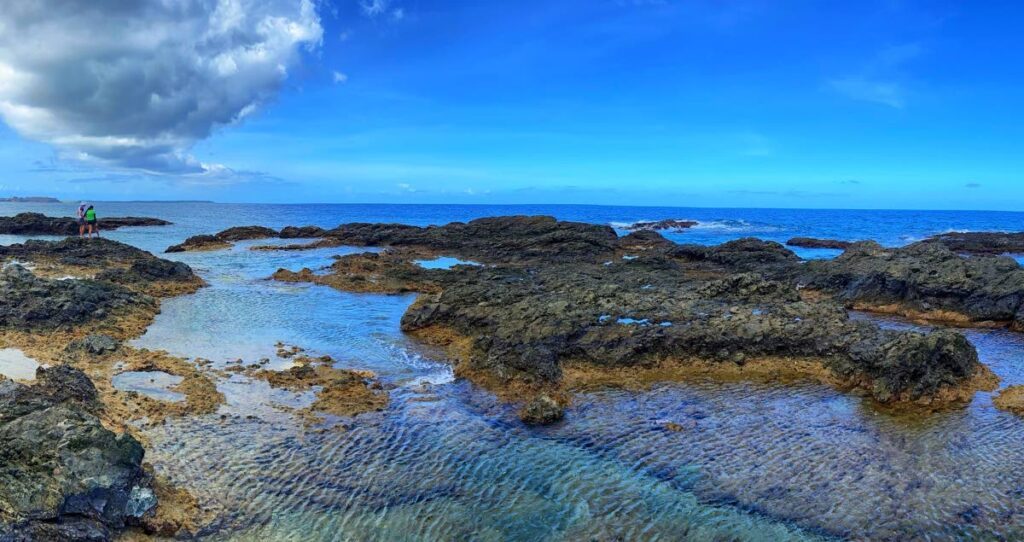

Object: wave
[610,218,783,234]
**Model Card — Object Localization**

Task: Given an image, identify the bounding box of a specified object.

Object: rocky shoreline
[266,216,1022,422]
[0,212,170,235]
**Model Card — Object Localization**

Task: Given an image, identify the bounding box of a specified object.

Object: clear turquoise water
[4,202,1024,540]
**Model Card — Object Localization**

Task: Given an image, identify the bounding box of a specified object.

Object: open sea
[4,201,1024,541]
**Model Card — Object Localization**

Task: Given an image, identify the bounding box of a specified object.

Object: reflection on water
[125,235,1024,540]
[112,371,186,402]
[0,348,39,381]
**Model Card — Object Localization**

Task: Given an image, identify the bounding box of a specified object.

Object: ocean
[4,201,1024,540]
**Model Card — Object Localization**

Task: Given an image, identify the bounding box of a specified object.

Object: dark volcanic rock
[620,219,699,232]
[787,237,854,250]
[0,366,154,539]
[215,225,278,241]
[670,238,800,272]
[66,334,121,356]
[165,234,231,253]
[0,237,201,292]
[324,215,619,264]
[0,212,169,235]
[797,241,1024,329]
[0,264,145,331]
[279,225,327,239]
[518,395,564,425]
[918,231,1024,255]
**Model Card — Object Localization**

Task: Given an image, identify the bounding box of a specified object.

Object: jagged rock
[620,219,698,232]
[66,334,120,356]
[323,215,619,264]
[0,264,144,331]
[797,241,1024,329]
[0,212,169,235]
[165,234,231,253]
[214,225,278,241]
[919,231,1024,255]
[518,395,564,425]
[0,366,154,538]
[279,225,326,238]
[786,237,854,250]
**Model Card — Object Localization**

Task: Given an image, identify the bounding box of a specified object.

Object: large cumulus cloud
[0,0,322,174]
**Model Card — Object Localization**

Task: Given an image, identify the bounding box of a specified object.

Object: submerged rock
[0,212,170,236]
[518,395,565,425]
[786,237,854,250]
[0,365,154,539]
[797,241,1024,330]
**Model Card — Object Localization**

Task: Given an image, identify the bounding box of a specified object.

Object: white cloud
[360,0,406,22]
[828,78,906,108]
[332,71,349,84]
[829,43,924,109]
[0,0,323,175]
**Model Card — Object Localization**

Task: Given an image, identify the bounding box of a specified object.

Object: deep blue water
[3,202,1024,541]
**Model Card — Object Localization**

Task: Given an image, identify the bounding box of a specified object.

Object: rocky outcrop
[918,231,1024,255]
[787,237,853,250]
[270,219,993,412]
[796,241,1024,330]
[0,237,203,297]
[322,216,619,264]
[214,225,278,241]
[0,264,146,331]
[165,234,231,253]
[279,225,326,239]
[620,219,698,232]
[0,212,170,235]
[0,365,156,540]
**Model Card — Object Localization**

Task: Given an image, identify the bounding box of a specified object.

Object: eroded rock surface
[0,212,170,236]
[269,217,995,412]
[0,365,154,540]
[796,241,1024,330]
[214,225,278,241]
[165,234,231,253]
[787,237,854,250]
[620,219,698,232]
[920,231,1024,255]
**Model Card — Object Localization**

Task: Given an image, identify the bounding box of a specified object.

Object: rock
[214,225,278,241]
[620,219,699,232]
[322,215,620,264]
[0,264,145,331]
[993,386,1024,415]
[797,241,1024,328]
[786,237,854,250]
[0,212,169,235]
[271,217,989,405]
[66,334,121,356]
[919,231,1024,255]
[279,225,327,238]
[165,234,231,253]
[0,366,154,538]
[518,395,564,425]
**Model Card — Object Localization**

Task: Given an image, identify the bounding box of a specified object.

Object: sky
[0,0,1021,210]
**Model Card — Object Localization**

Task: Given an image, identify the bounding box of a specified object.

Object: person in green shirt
[84,205,98,238]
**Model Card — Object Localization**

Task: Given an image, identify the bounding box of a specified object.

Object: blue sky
[0,0,1022,209]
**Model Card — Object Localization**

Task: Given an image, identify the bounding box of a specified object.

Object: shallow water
[4,202,1024,539]
[112,371,186,403]
[414,256,480,270]
[0,348,39,381]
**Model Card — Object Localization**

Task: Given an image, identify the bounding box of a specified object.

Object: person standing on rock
[77,202,88,237]
[84,204,98,238]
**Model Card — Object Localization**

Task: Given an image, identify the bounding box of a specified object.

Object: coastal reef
[620,219,699,232]
[0,212,169,235]
[795,241,1024,330]
[920,231,1024,255]
[786,237,854,250]
[271,216,1001,422]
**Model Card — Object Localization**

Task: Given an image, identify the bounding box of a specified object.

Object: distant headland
[0,196,60,203]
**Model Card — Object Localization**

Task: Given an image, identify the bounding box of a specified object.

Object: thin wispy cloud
[829,42,925,108]
[332,71,350,84]
[360,0,405,21]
